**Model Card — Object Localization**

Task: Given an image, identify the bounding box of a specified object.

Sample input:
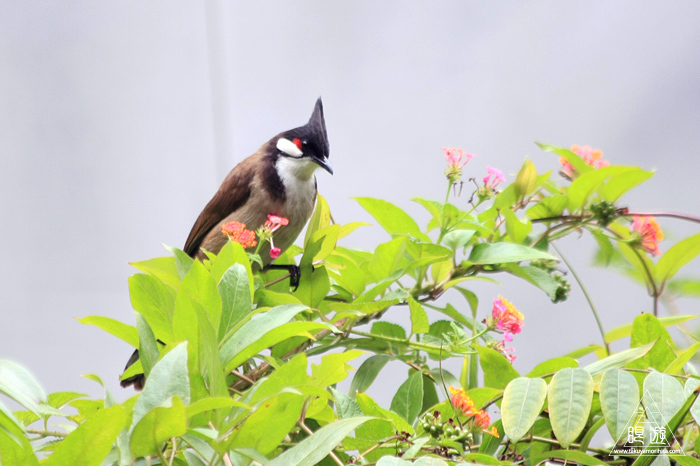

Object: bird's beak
[313,157,333,175]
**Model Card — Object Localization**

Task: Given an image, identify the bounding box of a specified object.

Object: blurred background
[2,1,700,406]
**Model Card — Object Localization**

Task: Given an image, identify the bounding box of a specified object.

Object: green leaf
[308,224,340,262]
[129,255,181,289]
[408,297,430,335]
[131,342,190,429]
[338,221,370,239]
[164,245,194,279]
[135,313,159,378]
[77,316,139,348]
[355,197,429,241]
[228,392,304,455]
[181,260,222,333]
[372,321,407,340]
[548,368,594,448]
[376,457,413,466]
[527,357,579,378]
[304,194,332,244]
[356,392,413,435]
[130,396,187,458]
[583,343,654,377]
[478,419,504,455]
[501,264,560,301]
[390,371,424,424]
[330,387,363,419]
[476,346,519,389]
[568,166,638,211]
[665,342,700,374]
[503,209,532,244]
[293,265,331,309]
[602,168,654,203]
[605,315,699,343]
[643,371,684,422]
[537,142,592,174]
[311,350,365,388]
[501,377,547,442]
[656,233,700,284]
[349,355,393,399]
[514,158,537,201]
[185,397,249,418]
[368,237,409,281]
[526,194,569,220]
[268,417,373,466]
[44,405,127,466]
[0,360,45,416]
[629,314,676,371]
[468,243,558,264]
[442,229,475,252]
[128,273,175,342]
[683,378,700,425]
[218,263,252,340]
[600,369,640,440]
[250,354,309,404]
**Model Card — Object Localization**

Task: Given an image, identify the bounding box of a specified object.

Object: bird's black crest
[281,97,330,161]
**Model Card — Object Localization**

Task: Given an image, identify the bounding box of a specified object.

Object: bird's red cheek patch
[292,138,302,150]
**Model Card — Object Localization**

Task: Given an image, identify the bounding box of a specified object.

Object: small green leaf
[475,346,519,389]
[548,368,594,448]
[218,263,252,340]
[656,233,700,284]
[128,273,175,342]
[600,369,640,440]
[330,387,363,419]
[503,209,533,244]
[468,243,558,264]
[527,357,579,378]
[583,343,654,377]
[355,197,430,241]
[442,229,475,252]
[349,355,393,399]
[77,316,139,348]
[602,168,654,202]
[185,397,249,418]
[408,297,430,335]
[605,315,699,343]
[135,313,159,378]
[665,342,700,374]
[501,377,547,442]
[0,360,45,416]
[268,416,373,466]
[514,158,537,201]
[568,166,638,211]
[164,245,194,279]
[44,405,127,466]
[304,194,332,244]
[311,350,365,388]
[130,396,187,458]
[683,378,700,425]
[390,371,424,424]
[629,314,676,371]
[129,255,180,289]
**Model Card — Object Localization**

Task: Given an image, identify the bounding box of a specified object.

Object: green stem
[553,243,610,356]
[350,329,486,353]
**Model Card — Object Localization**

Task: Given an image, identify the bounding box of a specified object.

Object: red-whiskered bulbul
[120,98,332,389]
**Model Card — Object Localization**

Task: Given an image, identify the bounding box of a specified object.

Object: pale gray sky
[2,1,700,405]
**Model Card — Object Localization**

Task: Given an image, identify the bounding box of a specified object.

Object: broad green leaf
[602,168,654,202]
[412,458,450,466]
[135,313,159,378]
[431,259,453,286]
[526,194,569,220]
[304,194,332,244]
[528,357,579,378]
[468,243,558,264]
[208,240,254,296]
[326,252,366,297]
[442,229,475,252]
[227,392,304,455]
[478,419,504,455]
[501,264,560,301]
[605,315,699,343]
[181,260,221,333]
[356,392,413,435]
[130,396,187,458]
[376,457,413,466]
[194,299,228,399]
[600,369,640,440]
[129,255,180,289]
[629,314,676,371]
[0,423,39,465]
[185,397,249,418]
[408,297,430,335]
[548,368,594,448]
[390,371,424,424]
[311,350,364,388]
[372,321,407,340]
[292,265,331,309]
[250,354,309,404]
[131,342,190,429]
[164,245,194,279]
[355,197,430,242]
[330,387,363,419]
[643,371,684,422]
[675,456,700,466]
[564,345,607,360]
[349,355,393,399]
[308,224,339,262]
[128,273,175,342]
[683,378,700,425]
[44,405,127,466]
[47,392,88,409]
[338,221,370,239]
[269,416,373,466]
[536,142,592,176]
[568,166,638,211]
[0,360,45,416]
[77,316,139,348]
[503,209,532,244]
[218,263,252,340]
[368,237,409,281]
[584,343,654,377]
[476,346,519,389]
[501,377,547,442]
[656,233,700,284]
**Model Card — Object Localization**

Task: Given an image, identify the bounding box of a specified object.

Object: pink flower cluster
[488,296,524,363]
[264,214,289,259]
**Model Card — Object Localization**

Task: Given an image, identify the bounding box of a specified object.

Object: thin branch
[624,211,700,224]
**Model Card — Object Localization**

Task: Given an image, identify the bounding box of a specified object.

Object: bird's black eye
[302,139,308,145]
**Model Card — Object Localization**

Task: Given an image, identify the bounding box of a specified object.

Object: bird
[120,98,332,389]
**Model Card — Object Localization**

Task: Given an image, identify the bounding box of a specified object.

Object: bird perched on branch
[121,98,332,389]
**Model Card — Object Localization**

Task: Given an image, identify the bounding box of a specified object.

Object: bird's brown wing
[183,167,255,257]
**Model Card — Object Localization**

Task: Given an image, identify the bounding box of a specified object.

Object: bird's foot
[266,264,303,290]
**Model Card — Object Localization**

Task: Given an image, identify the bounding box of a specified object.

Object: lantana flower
[448,386,499,437]
[483,166,506,190]
[559,144,610,179]
[221,221,257,248]
[489,296,524,336]
[257,214,290,259]
[443,147,475,184]
[631,215,664,257]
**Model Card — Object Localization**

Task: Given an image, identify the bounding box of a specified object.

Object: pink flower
[491,296,524,336]
[631,215,664,257]
[265,214,289,233]
[443,147,475,183]
[560,145,610,179]
[483,166,506,189]
[270,246,282,259]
